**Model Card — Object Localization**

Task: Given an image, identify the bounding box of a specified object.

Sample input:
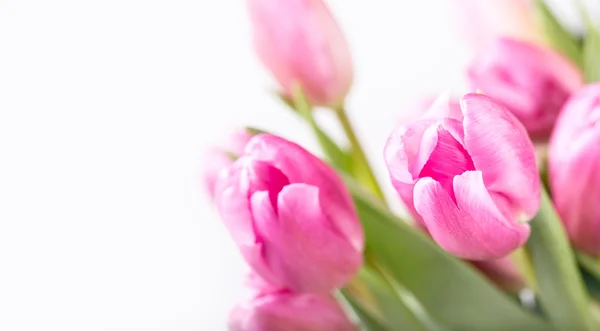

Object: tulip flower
[468,37,582,140]
[471,258,526,292]
[246,0,353,108]
[450,0,543,52]
[384,93,540,260]
[549,84,600,255]
[202,128,253,200]
[229,292,356,331]
[214,134,363,293]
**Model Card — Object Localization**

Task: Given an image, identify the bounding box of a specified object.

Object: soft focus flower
[468,37,582,140]
[471,257,526,292]
[214,134,363,293]
[549,84,600,255]
[450,0,542,51]
[202,128,254,200]
[384,93,540,260]
[247,0,353,107]
[229,292,356,331]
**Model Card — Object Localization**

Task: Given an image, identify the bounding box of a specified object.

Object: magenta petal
[252,183,362,293]
[461,93,540,219]
[245,134,363,251]
[414,171,530,260]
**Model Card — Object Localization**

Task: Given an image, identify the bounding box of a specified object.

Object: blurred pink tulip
[214,134,363,293]
[471,258,526,292]
[202,128,254,200]
[468,37,582,140]
[451,0,543,51]
[247,0,353,107]
[549,84,600,255]
[229,292,355,331]
[384,93,540,260]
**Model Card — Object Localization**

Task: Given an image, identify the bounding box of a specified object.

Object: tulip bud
[246,0,353,108]
[384,93,540,260]
[471,258,526,292]
[549,84,600,255]
[202,128,254,200]
[215,134,363,293]
[450,0,543,52]
[467,37,582,140]
[229,292,356,331]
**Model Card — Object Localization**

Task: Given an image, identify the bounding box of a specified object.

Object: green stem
[334,105,386,203]
[525,188,596,331]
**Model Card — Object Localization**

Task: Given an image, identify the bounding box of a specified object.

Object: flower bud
[215,134,363,293]
[246,0,353,107]
[384,93,540,260]
[468,37,582,140]
[229,292,356,331]
[549,84,600,255]
[202,128,253,200]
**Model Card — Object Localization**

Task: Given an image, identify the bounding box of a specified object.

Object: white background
[0,1,591,330]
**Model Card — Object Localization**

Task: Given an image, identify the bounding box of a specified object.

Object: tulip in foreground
[549,84,600,255]
[384,93,540,260]
[468,37,582,140]
[202,128,254,200]
[214,134,363,293]
[229,292,356,331]
[246,0,353,107]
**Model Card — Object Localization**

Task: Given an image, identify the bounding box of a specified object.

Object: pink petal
[421,92,464,121]
[418,122,475,201]
[414,171,530,260]
[550,125,600,254]
[252,183,362,293]
[229,292,355,331]
[245,134,363,252]
[471,257,525,292]
[460,93,540,220]
[201,148,233,201]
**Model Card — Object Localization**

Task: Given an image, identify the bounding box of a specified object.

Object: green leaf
[579,253,600,280]
[343,267,437,331]
[535,0,583,67]
[583,22,600,82]
[347,180,554,331]
[525,189,596,331]
[341,292,388,331]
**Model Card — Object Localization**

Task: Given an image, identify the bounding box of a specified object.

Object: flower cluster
[202,1,600,330]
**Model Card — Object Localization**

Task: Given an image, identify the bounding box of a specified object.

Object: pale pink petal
[252,184,362,293]
[247,0,352,107]
[229,292,356,331]
[461,93,540,220]
[201,148,233,201]
[414,171,530,260]
[421,92,463,121]
[245,134,363,252]
[551,116,600,254]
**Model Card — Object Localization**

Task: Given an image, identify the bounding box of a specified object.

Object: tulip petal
[246,134,363,251]
[551,128,600,254]
[251,183,362,293]
[461,93,540,219]
[214,158,282,287]
[229,292,355,331]
[414,171,530,260]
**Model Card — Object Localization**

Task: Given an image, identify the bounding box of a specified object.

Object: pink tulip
[202,128,254,200]
[247,0,353,107]
[451,0,543,51]
[229,292,356,331]
[468,37,582,140]
[471,258,525,292]
[384,93,540,260]
[214,134,363,293]
[549,84,600,255]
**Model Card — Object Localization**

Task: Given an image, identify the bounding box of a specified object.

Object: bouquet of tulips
[203,1,600,330]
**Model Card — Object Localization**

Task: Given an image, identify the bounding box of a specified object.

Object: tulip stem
[334,105,387,204]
